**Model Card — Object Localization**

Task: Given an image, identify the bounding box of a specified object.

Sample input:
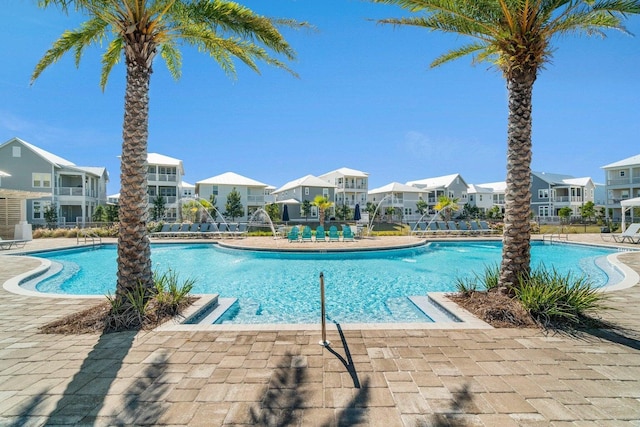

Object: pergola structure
[0,175,50,239]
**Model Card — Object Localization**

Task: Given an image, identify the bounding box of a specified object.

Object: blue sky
[2,1,639,196]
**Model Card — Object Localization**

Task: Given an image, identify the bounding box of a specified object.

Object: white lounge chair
[612,223,640,244]
[0,238,29,250]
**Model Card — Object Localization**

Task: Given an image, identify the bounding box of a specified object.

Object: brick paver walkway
[0,236,639,426]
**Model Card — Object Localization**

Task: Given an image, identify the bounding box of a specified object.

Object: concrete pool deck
[1,235,640,425]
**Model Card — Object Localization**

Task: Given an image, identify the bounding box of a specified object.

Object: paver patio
[0,235,639,426]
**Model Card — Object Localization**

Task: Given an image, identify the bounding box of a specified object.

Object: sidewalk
[0,236,639,425]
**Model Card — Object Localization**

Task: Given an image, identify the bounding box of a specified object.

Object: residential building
[0,137,109,228]
[196,172,270,222]
[181,181,195,198]
[531,172,595,222]
[602,154,640,222]
[473,181,506,214]
[318,167,369,210]
[271,175,336,222]
[367,182,424,222]
[146,153,184,222]
[406,173,470,212]
[466,184,495,214]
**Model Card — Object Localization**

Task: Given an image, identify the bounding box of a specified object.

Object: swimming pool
[28,241,619,324]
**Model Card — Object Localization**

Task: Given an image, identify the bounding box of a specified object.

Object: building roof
[197,172,268,187]
[406,173,463,189]
[75,166,108,178]
[532,172,592,187]
[601,153,640,169]
[319,167,369,178]
[369,182,423,195]
[467,184,495,194]
[475,181,507,192]
[3,137,76,167]
[181,181,195,189]
[273,174,336,194]
[147,152,183,166]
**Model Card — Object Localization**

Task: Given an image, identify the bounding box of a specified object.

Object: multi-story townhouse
[0,137,109,231]
[146,153,184,222]
[602,154,640,223]
[318,167,369,210]
[466,184,495,214]
[196,172,270,222]
[367,182,424,222]
[271,175,336,222]
[406,173,470,212]
[531,172,595,222]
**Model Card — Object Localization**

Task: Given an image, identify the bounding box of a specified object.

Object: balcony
[552,196,583,203]
[56,187,98,198]
[148,173,178,182]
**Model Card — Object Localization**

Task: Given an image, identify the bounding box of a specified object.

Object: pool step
[409,296,461,323]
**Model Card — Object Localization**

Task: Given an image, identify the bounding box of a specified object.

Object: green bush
[514,266,607,327]
[455,263,500,294]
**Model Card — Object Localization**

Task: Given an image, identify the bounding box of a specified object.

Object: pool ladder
[76,228,102,247]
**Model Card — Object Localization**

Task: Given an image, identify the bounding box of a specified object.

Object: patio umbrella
[353,204,361,221]
[282,204,290,223]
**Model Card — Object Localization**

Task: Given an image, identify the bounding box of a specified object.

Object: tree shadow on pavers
[250,352,307,426]
[544,317,640,351]
[7,330,138,426]
[249,351,371,427]
[417,384,474,427]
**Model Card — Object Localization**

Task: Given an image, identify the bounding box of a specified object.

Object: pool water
[32,241,617,324]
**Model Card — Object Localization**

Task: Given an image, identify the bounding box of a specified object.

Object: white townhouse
[367,182,425,222]
[318,167,369,210]
[196,172,270,222]
[601,153,640,223]
[0,137,109,229]
[271,175,336,222]
[473,181,506,214]
[466,184,495,214]
[181,181,195,198]
[146,153,185,222]
[406,173,469,211]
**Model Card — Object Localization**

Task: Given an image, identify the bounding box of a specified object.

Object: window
[620,171,626,177]
[211,185,218,195]
[539,206,550,217]
[12,146,21,157]
[323,188,329,198]
[538,189,549,199]
[404,208,412,216]
[461,193,467,200]
[311,206,318,217]
[448,191,455,198]
[32,201,51,220]
[304,187,309,195]
[32,173,51,188]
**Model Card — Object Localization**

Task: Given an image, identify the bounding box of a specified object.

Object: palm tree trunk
[499,72,535,289]
[116,47,154,301]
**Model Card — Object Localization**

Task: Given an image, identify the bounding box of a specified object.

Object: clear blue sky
[2,1,639,196]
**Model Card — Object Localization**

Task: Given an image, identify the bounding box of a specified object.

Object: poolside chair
[469,221,482,235]
[0,238,29,250]
[479,221,498,235]
[447,221,459,235]
[287,226,300,242]
[328,225,340,242]
[424,222,438,234]
[151,223,171,238]
[235,223,248,238]
[187,223,200,237]
[342,225,355,242]
[436,221,450,234]
[301,226,313,242]
[206,222,222,238]
[218,222,230,237]
[315,225,326,242]
[457,221,472,235]
[407,222,418,236]
[612,223,640,244]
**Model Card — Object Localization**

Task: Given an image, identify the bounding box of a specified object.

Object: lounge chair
[235,223,248,238]
[301,226,313,242]
[479,221,498,235]
[425,222,438,234]
[612,223,640,244]
[315,225,326,242]
[469,221,481,235]
[0,238,29,250]
[436,221,450,234]
[457,221,472,235]
[447,221,459,235]
[328,225,340,242]
[288,226,300,242]
[407,222,418,236]
[218,223,230,237]
[174,223,191,237]
[151,223,171,238]
[342,225,355,241]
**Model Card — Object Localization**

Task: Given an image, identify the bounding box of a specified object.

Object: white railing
[148,173,177,182]
[56,187,97,197]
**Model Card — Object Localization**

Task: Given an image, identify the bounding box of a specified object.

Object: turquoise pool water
[32,241,617,324]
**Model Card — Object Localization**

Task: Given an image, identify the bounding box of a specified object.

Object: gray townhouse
[271,175,336,222]
[0,137,109,229]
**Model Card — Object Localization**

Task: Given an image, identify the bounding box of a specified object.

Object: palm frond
[430,42,488,67]
[100,36,123,89]
[160,42,183,80]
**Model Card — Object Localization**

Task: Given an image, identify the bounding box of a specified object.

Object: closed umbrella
[353,204,361,221]
[282,204,290,223]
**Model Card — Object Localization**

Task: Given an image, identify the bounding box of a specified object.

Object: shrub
[514,266,607,327]
[455,263,500,294]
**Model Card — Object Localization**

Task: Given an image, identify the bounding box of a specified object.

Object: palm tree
[312,195,334,227]
[434,195,459,222]
[32,0,305,323]
[370,0,639,288]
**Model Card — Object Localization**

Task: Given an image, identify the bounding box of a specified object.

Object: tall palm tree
[370,0,639,288]
[434,195,459,222]
[32,0,305,321]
